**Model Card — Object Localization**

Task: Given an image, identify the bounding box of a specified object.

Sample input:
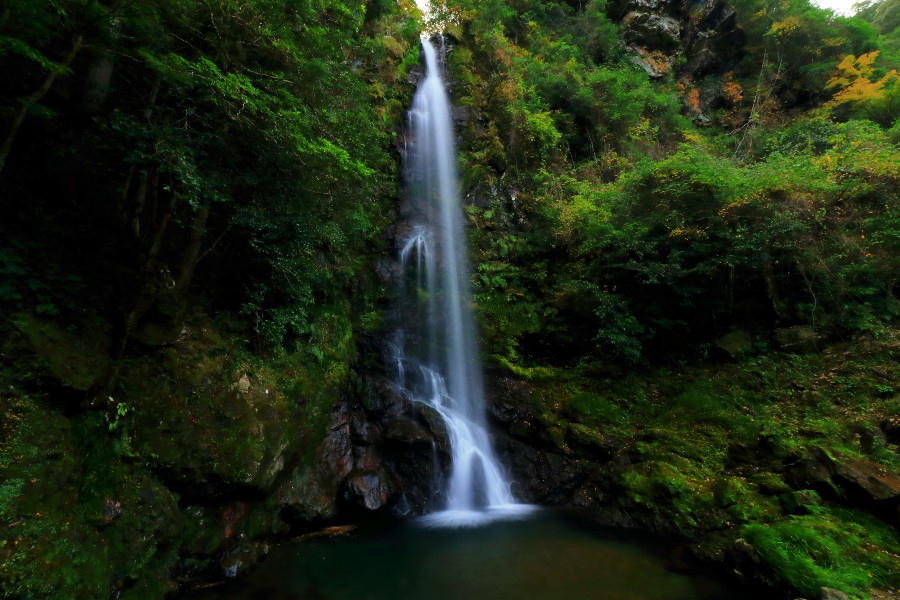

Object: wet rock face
[342,469,394,511]
[278,377,451,523]
[611,0,745,81]
[622,12,682,50]
[486,376,593,504]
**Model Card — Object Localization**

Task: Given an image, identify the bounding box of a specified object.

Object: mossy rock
[0,396,191,598]
[122,344,295,496]
[0,397,108,599]
[742,507,900,598]
[566,423,615,458]
[0,396,82,516]
[11,312,109,391]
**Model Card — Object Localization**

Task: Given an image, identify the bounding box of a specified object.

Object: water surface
[197,512,748,600]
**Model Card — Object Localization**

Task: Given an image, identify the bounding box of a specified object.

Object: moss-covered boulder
[9,312,109,392]
[0,395,185,599]
[122,339,295,497]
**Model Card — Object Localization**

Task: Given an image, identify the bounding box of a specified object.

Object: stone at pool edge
[819,587,851,600]
[342,468,394,511]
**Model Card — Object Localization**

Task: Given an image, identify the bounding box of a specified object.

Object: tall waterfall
[391,37,532,527]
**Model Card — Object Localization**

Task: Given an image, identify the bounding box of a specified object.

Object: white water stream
[391,35,532,527]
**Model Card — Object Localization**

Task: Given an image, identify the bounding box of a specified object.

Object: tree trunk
[83,17,121,113]
[174,205,210,298]
[88,191,175,405]
[0,34,84,176]
[762,256,786,321]
[132,170,150,238]
[82,47,115,113]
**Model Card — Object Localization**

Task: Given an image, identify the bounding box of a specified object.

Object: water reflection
[194,512,750,600]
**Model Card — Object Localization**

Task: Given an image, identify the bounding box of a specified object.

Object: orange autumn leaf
[826,51,899,109]
[723,81,744,104]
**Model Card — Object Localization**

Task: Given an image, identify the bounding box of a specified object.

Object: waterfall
[391,36,533,527]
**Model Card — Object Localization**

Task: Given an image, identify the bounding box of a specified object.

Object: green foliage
[1,1,898,598]
[1,0,419,356]
[732,0,881,103]
[0,480,24,518]
[471,116,898,367]
[0,2,420,597]
[437,0,893,371]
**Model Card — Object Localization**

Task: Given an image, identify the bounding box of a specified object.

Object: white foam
[418,504,538,529]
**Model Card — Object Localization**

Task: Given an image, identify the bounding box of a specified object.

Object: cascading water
[390,34,533,527]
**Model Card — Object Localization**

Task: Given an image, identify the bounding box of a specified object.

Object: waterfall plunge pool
[193,510,752,600]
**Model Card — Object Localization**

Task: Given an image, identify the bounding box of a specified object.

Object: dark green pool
[196,511,749,600]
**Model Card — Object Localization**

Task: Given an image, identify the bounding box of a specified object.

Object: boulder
[832,459,900,508]
[13,312,109,392]
[784,447,838,496]
[342,469,394,511]
[851,422,887,454]
[622,12,682,50]
[785,448,899,522]
[882,416,900,445]
[277,405,354,522]
[774,326,819,353]
[128,363,294,498]
[820,588,850,600]
[715,329,753,359]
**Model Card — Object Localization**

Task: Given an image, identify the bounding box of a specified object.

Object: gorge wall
[1,0,898,599]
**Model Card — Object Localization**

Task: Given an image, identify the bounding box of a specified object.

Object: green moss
[492,354,559,381]
[742,507,900,598]
[1,395,186,598]
[0,397,109,599]
[749,472,792,496]
[566,392,627,427]
[115,323,299,491]
[567,423,610,449]
[11,312,109,391]
[713,477,780,524]
[618,462,724,531]
[1,516,112,599]
[529,337,898,592]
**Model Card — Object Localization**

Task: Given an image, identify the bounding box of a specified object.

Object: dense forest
[0,0,897,598]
